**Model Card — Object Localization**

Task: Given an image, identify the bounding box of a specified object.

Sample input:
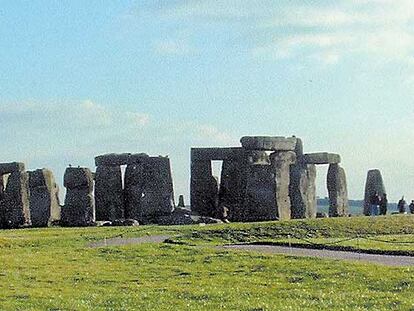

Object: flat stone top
[240,136,297,151]
[95,153,149,166]
[191,147,244,161]
[0,162,25,175]
[303,153,341,164]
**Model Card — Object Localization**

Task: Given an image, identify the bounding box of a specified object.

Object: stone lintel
[95,153,149,166]
[191,147,244,161]
[240,136,297,151]
[0,162,25,175]
[303,153,341,165]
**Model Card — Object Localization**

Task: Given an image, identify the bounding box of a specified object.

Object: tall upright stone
[95,165,124,221]
[125,157,174,222]
[190,160,218,217]
[1,171,31,228]
[290,164,317,219]
[363,169,386,216]
[271,151,296,220]
[242,160,275,221]
[220,157,248,221]
[29,169,61,227]
[61,167,95,227]
[124,161,145,220]
[327,164,349,217]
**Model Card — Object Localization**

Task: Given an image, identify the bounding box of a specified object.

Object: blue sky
[1,0,414,202]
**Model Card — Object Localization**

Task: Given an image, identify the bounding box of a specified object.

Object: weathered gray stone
[95,153,149,167]
[95,153,131,167]
[271,151,296,220]
[0,162,25,175]
[156,208,223,226]
[327,164,349,217]
[242,165,276,221]
[63,168,94,191]
[177,195,185,208]
[219,158,248,221]
[29,169,61,227]
[290,164,317,219]
[363,169,386,216]
[303,153,341,165]
[191,148,244,161]
[125,157,174,222]
[1,171,31,228]
[112,219,139,226]
[247,150,271,166]
[124,162,145,220]
[190,160,219,217]
[61,167,95,227]
[240,136,297,151]
[95,165,124,221]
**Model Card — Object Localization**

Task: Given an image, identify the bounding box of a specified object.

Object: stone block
[271,151,296,220]
[219,158,248,221]
[191,148,244,161]
[29,169,61,227]
[61,167,95,227]
[327,164,349,217]
[290,164,317,219]
[303,153,341,164]
[125,157,174,222]
[1,171,31,228]
[95,153,149,166]
[61,189,95,227]
[0,162,25,175]
[63,167,94,191]
[95,165,124,221]
[363,169,386,216]
[240,136,297,151]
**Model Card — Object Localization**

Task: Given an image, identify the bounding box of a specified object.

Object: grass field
[0,216,414,310]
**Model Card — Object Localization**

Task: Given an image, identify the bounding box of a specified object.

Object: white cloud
[0,100,150,130]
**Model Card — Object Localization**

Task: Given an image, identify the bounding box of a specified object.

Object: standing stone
[29,169,61,227]
[125,157,174,222]
[124,161,145,220]
[290,164,317,219]
[270,151,296,220]
[1,171,31,228]
[219,157,248,221]
[327,164,349,217]
[242,163,276,221]
[190,160,218,217]
[61,167,95,227]
[95,165,124,221]
[177,195,185,208]
[363,169,386,216]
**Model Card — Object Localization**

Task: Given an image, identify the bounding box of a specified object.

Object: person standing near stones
[409,200,414,214]
[370,192,380,216]
[379,193,388,216]
[398,196,406,214]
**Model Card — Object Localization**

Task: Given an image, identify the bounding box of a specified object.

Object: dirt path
[223,244,414,267]
[88,235,171,248]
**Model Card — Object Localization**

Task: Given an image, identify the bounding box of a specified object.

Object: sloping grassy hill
[0,216,413,310]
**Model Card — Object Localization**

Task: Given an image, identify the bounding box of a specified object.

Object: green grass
[0,216,414,310]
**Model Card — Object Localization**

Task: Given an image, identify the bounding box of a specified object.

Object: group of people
[370,193,414,215]
[369,192,388,215]
[397,197,414,214]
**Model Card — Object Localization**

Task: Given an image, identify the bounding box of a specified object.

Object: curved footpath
[223,244,414,267]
